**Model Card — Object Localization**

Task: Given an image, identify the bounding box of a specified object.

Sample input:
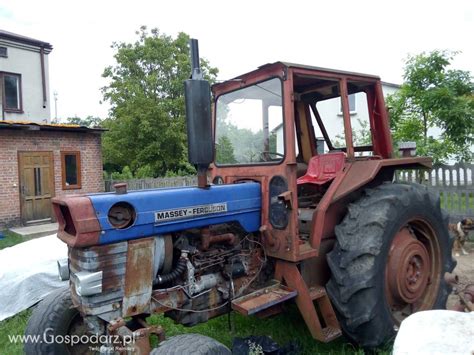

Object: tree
[66,116,103,128]
[216,136,237,164]
[101,27,218,177]
[334,118,372,149]
[386,50,473,163]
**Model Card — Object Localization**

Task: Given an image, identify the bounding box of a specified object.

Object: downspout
[1,73,4,120]
[40,47,47,109]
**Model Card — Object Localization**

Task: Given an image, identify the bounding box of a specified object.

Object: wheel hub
[386,227,430,304]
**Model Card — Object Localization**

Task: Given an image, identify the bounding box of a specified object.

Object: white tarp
[0,234,68,321]
[393,310,474,355]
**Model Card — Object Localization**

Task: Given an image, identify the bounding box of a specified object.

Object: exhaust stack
[184,39,213,188]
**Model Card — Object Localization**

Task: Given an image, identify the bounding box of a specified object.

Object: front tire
[326,183,455,348]
[24,287,91,355]
[151,334,231,355]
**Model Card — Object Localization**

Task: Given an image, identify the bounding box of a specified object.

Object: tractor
[25,40,454,354]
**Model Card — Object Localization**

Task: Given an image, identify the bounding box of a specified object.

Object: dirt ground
[447,242,474,309]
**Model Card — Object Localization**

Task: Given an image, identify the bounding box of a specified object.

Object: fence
[104,176,197,192]
[104,163,474,220]
[396,163,474,221]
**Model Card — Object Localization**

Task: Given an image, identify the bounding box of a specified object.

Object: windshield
[215,78,284,165]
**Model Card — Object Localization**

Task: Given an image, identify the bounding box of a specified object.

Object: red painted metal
[386,228,430,304]
[231,282,297,315]
[339,78,354,158]
[58,60,444,347]
[297,152,345,185]
[275,260,341,342]
[384,219,442,323]
[53,196,100,247]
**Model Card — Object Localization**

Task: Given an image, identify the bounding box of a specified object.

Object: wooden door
[18,151,55,224]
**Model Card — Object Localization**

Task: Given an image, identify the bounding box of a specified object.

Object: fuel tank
[53,182,261,247]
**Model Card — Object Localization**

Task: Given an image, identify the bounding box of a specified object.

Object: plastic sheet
[0,234,67,321]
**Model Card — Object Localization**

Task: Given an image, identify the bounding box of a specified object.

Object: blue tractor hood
[88,182,262,245]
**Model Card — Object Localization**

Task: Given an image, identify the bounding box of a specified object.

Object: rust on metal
[197,173,207,188]
[447,278,474,312]
[444,272,459,287]
[114,182,128,194]
[122,238,154,317]
[231,282,297,315]
[275,260,341,342]
[150,288,187,313]
[385,220,442,322]
[108,202,135,229]
[52,196,101,247]
[386,227,430,304]
[201,231,236,251]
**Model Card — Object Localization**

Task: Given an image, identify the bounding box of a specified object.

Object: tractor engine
[52,182,267,333]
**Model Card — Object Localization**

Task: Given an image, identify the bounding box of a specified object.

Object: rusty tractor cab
[25,42,454,354]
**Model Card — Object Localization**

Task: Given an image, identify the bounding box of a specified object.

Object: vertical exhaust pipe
[184,39,213,188]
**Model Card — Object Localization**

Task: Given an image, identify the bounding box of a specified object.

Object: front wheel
[24,287,94,355]
[151,334,231,355]
[326,182,455,348]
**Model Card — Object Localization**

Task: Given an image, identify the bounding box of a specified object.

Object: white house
[0,30,53,123]
[275,81,400,154]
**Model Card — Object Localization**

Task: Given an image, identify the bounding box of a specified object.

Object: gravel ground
[447,242,474,309]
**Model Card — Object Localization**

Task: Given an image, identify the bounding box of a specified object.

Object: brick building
[0,121,104,228]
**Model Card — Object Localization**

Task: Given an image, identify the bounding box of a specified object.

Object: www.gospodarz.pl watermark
[9,328,136,351]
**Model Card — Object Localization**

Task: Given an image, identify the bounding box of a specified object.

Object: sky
[1,0,473,121]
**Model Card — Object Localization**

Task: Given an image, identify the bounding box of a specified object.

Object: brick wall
[0,129,103,228]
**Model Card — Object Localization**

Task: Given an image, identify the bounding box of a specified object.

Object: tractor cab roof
[212,61,381,98]
[260,62,380,80]
[213,61,381,102]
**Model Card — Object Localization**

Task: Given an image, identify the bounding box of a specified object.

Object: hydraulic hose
[154,252,187,286]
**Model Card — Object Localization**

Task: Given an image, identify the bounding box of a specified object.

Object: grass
[440,191,474,212]
[0,229,392,354]
[0,309,32,355]
[0,303,391,354]
[0,231,28,250]
[146,308,392,354]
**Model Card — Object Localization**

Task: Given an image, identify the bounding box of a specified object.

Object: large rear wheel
[326,183,455,348]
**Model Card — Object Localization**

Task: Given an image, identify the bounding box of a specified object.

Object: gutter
[40,47,47,109]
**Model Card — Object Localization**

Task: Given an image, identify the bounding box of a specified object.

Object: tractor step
[275,261,342,343]
[322,326,342,342]
[308,285,326,300]
[231,281,297,316]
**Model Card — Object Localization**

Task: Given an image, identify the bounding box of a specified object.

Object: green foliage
[66,115,103,128]
[101,27,218,177]
[215,115,265,163]
[334,118,371,148]
[135,165,154,179]
[110,166,134,180]
[216,136,237,164]
[386,50,473,163]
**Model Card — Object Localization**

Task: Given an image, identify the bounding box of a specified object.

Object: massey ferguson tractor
[25,40,454,354]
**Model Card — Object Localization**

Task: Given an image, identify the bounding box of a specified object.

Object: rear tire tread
[327,182,455,348]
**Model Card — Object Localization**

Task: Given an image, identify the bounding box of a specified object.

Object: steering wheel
[260,151,284,161]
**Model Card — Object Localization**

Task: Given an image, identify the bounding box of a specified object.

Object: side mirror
[184,39,213,187]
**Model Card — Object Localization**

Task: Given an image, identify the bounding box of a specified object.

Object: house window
[0,47,7,58]
[1,73,22,111]
[340,94,356,113]
[61,152,82,189]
